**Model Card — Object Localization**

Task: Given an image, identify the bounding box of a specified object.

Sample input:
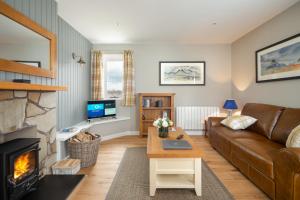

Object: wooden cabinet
[138,93,175,136]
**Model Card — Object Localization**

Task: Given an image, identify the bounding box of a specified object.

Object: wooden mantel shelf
[0,81,67,91]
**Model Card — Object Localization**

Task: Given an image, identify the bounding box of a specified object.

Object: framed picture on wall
[159,61,205,86]
[256,33,300,83]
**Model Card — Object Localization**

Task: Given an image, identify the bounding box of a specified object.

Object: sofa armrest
[274,148,300,200]
[207,117,225,130]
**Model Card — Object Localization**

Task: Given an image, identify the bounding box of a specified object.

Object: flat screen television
[87,100,116,119]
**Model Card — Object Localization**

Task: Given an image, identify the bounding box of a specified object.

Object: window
[102,54,124,99]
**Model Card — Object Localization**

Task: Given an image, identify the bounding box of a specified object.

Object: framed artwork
[159,61,205,86]
[14,60,41,68]
[256,33,300,83]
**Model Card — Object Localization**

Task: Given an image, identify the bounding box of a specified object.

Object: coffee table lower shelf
[149,158,202,196]
[156,174,195,188]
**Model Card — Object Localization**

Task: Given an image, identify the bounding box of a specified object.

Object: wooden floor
[70,136,269,200]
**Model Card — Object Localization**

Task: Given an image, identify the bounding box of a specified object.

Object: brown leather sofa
[208,103,300,200]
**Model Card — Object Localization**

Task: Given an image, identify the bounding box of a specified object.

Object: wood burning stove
[0,138,40,200]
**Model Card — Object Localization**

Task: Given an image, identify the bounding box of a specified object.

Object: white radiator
[176,106,220,131]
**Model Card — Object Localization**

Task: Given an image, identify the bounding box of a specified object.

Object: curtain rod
[91,49,133,53]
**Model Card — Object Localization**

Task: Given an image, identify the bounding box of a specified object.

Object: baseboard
[101,131,139,142]
[100,130,204,142]
[185,130,204,135]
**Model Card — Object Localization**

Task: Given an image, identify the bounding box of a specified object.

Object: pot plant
[153,118,174,138]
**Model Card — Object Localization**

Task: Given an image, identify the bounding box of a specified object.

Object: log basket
[67,134,101,168]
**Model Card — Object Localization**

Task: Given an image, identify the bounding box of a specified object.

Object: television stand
[56,116,130,160]
[87,116,117,123]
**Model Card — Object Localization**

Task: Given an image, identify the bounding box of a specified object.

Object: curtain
[91,50,103,100]
[122,50,135,106]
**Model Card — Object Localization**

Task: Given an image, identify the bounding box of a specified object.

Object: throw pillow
[286,124,300,147]
[221,115,257,130]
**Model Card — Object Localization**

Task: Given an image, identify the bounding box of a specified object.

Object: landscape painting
[256,34,300,82]
[159,61,205,85]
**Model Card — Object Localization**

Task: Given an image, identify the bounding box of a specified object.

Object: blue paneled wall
[1,0,92,129]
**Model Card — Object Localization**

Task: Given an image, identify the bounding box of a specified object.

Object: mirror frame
[0,1,57,78]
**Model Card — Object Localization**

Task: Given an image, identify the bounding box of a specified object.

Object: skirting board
[101,130,204,142]
[101,131,140,142]
[185,130,204,135]
[57,130,203,161]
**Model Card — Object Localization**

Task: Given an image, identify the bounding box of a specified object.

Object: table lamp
[223,99,238,117]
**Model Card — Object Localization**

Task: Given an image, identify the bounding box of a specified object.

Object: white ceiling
[57,0,299,44]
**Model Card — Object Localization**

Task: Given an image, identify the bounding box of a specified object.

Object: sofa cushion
[231,138,284,179]
[209,126,266,160]
[271,108,300,145]
[286,124,300,148]
[221,115,257,130]
[241,103,284,139]
[215,126,267,140]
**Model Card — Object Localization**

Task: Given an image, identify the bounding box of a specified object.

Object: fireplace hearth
[0,138,40,200]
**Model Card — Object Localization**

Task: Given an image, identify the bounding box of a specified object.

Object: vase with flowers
[153,117,174,138]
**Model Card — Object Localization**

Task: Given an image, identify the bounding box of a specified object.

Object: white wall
[93,43,232,132]
[232,2,300,108]
[92,2,300,136]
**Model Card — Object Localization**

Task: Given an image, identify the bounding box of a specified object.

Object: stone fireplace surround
[0,90,57,176]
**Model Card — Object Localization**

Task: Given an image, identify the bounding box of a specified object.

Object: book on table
[162,140,192,150]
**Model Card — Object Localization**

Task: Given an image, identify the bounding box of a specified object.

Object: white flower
[169,120,174,126]
[162,121,169,128]
[153,120,159,127]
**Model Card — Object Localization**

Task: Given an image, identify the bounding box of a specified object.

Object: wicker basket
[67,134,101,168]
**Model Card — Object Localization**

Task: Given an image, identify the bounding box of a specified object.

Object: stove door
[7,145,39,200]
[12,150,37,183]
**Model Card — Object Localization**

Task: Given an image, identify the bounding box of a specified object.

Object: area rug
[105,147,233,200]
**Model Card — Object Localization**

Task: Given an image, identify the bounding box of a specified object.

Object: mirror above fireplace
[0,1,57,78]
[0,15,50,70]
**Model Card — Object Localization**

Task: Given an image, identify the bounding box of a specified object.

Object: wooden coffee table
[147,127,203,196]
